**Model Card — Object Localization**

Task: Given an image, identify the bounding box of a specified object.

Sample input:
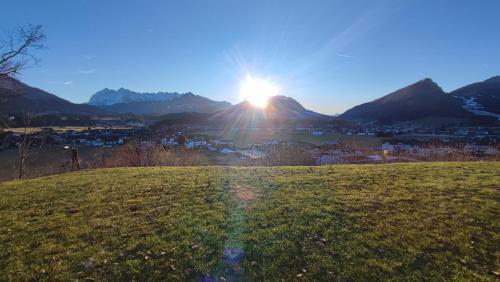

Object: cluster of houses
[315,142,498,165]
[289,125,500,143]
[1,124,498,165]
[0,127,139,150]
[379,142,498,157]
[335,125,499,140]
[158,133,237,154]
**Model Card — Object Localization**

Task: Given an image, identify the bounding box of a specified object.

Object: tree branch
[0,25,46,78]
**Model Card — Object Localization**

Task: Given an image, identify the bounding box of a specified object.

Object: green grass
[0,163,499,281]
[6,126,133,133]
[195,128,385,147]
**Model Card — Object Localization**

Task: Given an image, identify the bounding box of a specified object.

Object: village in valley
[1,116,498,179]
[2,2,500,281]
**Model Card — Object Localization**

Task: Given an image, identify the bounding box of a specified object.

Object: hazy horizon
[2,0,500,115]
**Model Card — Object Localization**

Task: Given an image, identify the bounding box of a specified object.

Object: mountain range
[0,77,232,116]
[152,96,331,129]
[89,88,232,115]
[208,96,330,128]
[340,76,500,123]
[89,88,182,106]
[0,75,499,125]
[341,78,471,122]
[450,76,500,117]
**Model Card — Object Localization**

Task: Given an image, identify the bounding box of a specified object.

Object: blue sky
[2,0,500,114]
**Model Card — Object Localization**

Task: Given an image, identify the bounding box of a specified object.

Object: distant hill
[341,78,472,123]
[153,95,332,129]
[209,95,330,127]
[89,88,231,115]
[451,76,500,119]
[0,76,101,115]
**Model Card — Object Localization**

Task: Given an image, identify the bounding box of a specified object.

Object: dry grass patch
[233,185,256,201]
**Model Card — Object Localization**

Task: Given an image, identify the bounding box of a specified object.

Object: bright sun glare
[240,76,280,108]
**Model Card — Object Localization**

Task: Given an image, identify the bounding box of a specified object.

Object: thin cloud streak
[79,69,95,74]
[286,0,402,80]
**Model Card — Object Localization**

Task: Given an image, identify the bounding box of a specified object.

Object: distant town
[1,117,498,180]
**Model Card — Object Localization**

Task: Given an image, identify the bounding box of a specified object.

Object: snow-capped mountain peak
[88,88,182,106]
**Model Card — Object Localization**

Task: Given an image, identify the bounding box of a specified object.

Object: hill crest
[341,78,471,123]
[0,76,101,115]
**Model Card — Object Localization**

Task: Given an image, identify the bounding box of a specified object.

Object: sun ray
[239,76,280,108]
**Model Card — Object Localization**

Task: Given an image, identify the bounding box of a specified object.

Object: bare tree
[0,24,46,178]
[17,112,32,179]
[16,111,47,179]
[0,24,46,79]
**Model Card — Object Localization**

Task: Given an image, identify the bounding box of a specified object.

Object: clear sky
[2,0,500,114]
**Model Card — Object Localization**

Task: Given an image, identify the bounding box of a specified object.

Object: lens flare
[239,76,280,108]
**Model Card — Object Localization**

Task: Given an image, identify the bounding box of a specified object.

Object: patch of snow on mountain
[89,88,182,106]
[454,96,500,121]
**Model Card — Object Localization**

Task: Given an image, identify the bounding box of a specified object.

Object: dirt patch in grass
[233,185,256,201]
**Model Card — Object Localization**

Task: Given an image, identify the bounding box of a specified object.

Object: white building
[220,148,235,154]
[185,140,207,149]
[160,137,177,146]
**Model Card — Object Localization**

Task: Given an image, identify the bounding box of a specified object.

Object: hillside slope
[341,78,471,123]
[99,92,232,115]
[1,163,499,281]
[451,76,500,118]
[0,77,101,114]
[209,95,331,128]
[152,95,332,129]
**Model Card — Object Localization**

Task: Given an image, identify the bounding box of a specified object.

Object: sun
[239,76,280,108]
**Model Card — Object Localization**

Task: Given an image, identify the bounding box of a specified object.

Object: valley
[1,2,500,281]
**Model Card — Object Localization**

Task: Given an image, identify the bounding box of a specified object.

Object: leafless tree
[0,24,46,178]
[0,24,46,79]
[16,111,46,179]
[17,112,32,179]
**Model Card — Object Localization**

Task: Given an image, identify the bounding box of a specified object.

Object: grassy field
[0,163,499,281]
[5,126,133,133]
[196,129,386,147]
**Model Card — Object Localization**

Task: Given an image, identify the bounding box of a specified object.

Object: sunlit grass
[195,128,386,147]
[0,163,498,281]
[5,126,132,133]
